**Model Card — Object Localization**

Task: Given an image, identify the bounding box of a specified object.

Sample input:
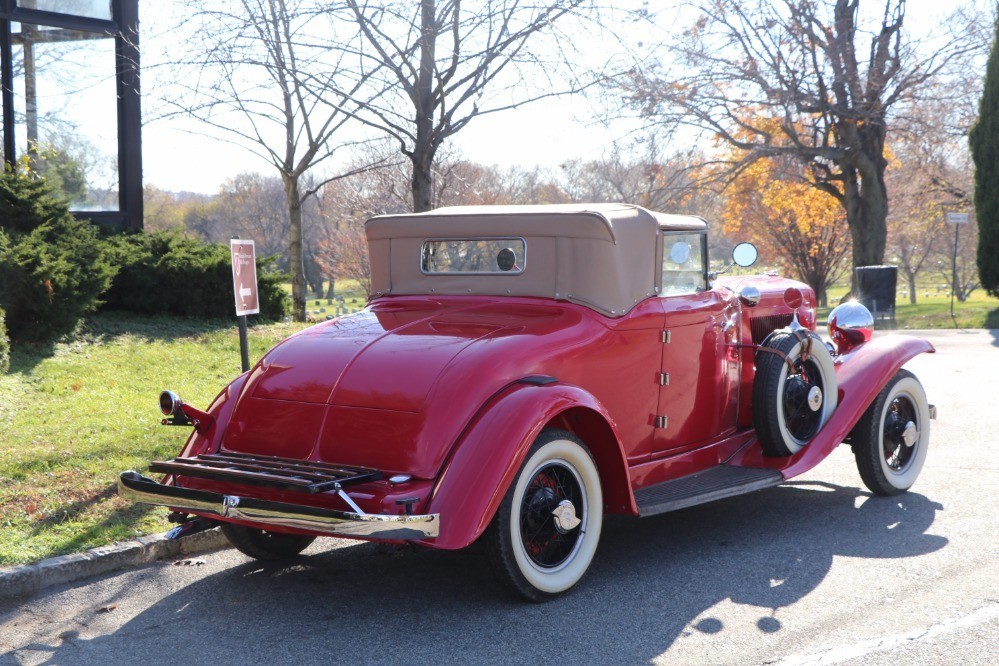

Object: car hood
[221,297,586,476]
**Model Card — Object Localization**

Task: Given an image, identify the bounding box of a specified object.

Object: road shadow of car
[11,481,946,664]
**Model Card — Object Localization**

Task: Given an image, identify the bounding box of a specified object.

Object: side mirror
[732,242,758,268]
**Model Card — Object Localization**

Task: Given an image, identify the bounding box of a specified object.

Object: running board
[635,465,784,517]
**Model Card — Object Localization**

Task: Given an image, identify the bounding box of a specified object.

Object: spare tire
[753,330,838,457]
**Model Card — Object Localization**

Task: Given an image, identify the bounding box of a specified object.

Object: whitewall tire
[753,331,839,457]
[486,429,603,602]
[852,370,930,496]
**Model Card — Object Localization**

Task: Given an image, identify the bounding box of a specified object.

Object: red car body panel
[419,382,633,549]
[217,295,668,480]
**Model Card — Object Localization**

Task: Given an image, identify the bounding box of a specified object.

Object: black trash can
[854,265,897,322]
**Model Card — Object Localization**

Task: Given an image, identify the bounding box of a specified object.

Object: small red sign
[230,239,259,316]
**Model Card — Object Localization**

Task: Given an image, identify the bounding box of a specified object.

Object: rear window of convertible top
[420,238,526,274]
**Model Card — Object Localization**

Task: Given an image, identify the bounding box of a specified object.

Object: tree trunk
[307,277,322,297]
[842,148,889,294]
[908,274,917,304]
[411,0,437,213]
[325,278,336,300]
[283,174,307,322]
[411,154,434,213]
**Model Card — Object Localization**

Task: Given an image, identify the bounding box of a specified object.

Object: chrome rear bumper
[118,471,439,540]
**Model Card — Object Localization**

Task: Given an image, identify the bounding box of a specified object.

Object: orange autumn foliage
[721,124,850,305]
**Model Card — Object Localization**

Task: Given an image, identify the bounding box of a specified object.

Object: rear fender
[420,382,633,550]
[176,374,249,460]
[732,335,934,476]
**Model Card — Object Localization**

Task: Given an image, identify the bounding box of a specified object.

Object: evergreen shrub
[0,170,116,342]
[103,231,288,320]
[970,16,999,297]
[0,168,73,234]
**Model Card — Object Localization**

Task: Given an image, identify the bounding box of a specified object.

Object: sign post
[230,239,259,372]
[945,212,969,321]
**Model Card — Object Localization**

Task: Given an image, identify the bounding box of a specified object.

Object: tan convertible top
[365,203,707,317]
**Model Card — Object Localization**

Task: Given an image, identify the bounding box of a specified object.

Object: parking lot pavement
[1,329,996,665]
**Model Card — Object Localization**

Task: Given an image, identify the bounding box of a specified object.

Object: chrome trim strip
[118,471,439,540]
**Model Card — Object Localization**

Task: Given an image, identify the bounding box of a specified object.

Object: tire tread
[221,523,316,561]
[753,333,800,457]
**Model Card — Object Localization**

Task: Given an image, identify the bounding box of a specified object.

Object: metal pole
[1,17,16,166]
[238,315,250,372]
[950,222,959,321]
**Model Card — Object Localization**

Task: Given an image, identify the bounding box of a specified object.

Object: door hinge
[659,372,670,386]
[655,415,668,429]
[661,330,671,344]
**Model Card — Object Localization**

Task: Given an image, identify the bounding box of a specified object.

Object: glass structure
[0,0,141,230]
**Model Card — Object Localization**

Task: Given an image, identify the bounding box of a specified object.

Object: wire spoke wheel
[519,461,585,569]
[883,396,918,472]
[853,369,930,496]
[754,331,838,457]
[486,429,602,602]
[782,359,825,441]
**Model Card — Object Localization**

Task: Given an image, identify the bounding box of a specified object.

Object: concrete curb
[0,528,230,600]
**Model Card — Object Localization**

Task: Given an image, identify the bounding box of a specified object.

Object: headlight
[827,300,874,353]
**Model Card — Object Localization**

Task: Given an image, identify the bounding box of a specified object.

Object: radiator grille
[749,313,793,344]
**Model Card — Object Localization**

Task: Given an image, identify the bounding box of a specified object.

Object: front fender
[418,382,632,550]
[733,334,934,476]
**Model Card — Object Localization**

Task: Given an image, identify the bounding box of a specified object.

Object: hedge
[102,231,289,321]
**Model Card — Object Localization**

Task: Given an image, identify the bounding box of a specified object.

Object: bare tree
[935,216,980,302]
[887,206,937,305]
[888,54,983,302]
[559,134,702,212]
[334,0,600,212]
[625,0,983,284]
[206,174,290,260]
[156,0,379,320]
[886,122,951,305]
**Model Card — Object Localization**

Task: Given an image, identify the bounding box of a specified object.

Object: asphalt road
[2,329,997,665]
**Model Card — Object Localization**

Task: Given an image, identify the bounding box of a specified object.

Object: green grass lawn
[817,286,999,330]
[0,312,309,566]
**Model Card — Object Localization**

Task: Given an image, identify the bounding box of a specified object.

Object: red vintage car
[119,204,935,601]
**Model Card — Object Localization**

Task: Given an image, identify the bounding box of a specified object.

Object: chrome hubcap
[807,386,823,412]
[552,499,581,534]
